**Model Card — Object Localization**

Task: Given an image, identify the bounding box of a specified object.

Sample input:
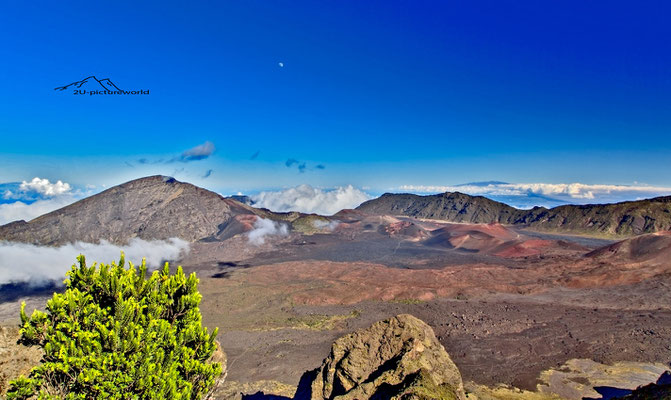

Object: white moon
[278,62,284,67]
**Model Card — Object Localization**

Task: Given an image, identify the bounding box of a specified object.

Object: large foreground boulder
[294,314,465,400]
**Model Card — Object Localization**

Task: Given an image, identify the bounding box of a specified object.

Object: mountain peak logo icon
[55,76,122,91]
[54,76,149,96]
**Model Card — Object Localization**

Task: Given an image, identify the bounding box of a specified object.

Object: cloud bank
[0,196,79,225]
[0,238,190,286]
[398,182,671,206]
[247,217,288,245]
[252,185,372,215]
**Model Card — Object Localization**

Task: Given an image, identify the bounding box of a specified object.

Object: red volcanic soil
[587,231,671,265]
[332,209,368,222]
[381,221,429,240]
[427,223,517,244]
[494,239,553,258]
[438,222,518,240]
[230,261,529,305]
[425,223,526,254]
[419,223,590,258]
[227,254,671,306]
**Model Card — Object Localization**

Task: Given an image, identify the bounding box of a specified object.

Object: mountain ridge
[3,177,671,245]
[356,191,671,237]
[0,175,260,245]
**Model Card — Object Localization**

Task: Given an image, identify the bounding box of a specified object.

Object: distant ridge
[0,176,260,245]
[356,192,671,237]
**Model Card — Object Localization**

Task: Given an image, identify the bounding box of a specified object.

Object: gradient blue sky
[1,0,670,196]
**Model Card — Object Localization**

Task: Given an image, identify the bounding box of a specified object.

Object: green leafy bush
[7,255,222,400]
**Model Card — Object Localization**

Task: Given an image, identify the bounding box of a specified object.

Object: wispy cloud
[312,219,339,231]
[175,141,215,162]
[285,158,325,173]
[247,217,289,245]
[135,141,215,165]
[252,184,371,215]
[0,238,189,286]
[397,182,671,206]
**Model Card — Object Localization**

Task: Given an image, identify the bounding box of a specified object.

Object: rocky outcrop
[294,314,465,400]
[210,340,228,395]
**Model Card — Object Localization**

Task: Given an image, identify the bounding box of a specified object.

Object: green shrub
[7,255,222,400]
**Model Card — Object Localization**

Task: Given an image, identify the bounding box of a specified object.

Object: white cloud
[19,177,71,196]
[312,219,340,231]
[0,177,97,224]
[0,196,80,224]
[0,238,190,286]
[247,217,288,245]
[252,184,371,215]
[397,182,671,205]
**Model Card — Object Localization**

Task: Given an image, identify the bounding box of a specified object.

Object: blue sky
[1,0,671,219]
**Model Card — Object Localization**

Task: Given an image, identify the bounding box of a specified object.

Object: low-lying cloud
[0,196,80,224]
[398,182,671,206]
[312,219,340,231]
[247,217,288,245]
[252,185,372,215]
[0,238,190,286]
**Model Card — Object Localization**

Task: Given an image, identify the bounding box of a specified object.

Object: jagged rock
[294,314,465,400]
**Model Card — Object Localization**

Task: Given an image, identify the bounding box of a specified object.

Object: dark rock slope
[0,176,259,245]
[356,192,671,236]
